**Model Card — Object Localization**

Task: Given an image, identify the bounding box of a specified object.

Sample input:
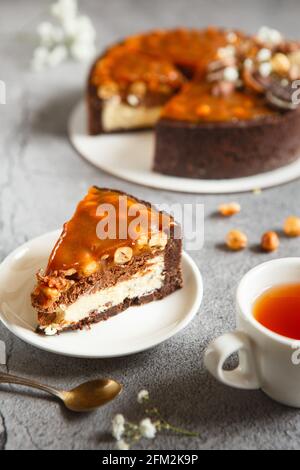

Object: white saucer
[69,100,300,194]
[0,230,203,358]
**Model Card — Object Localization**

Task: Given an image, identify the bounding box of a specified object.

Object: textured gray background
[1,0,300,450]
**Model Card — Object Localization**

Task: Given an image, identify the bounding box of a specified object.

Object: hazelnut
[261,231,279,252]
[149,231,168,249]
[271,53,290,75]
[284,216,300,237]
[98,82,119,99]
[43,287,61,301]
[130,81,147,97]
[82,260,99,276]
[196,104,211,117]
[137,234,148,247]
[226,230,248,251]
[114,247,133,265]
[218,202,241,217]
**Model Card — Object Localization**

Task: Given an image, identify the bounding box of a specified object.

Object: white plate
[0,230,203,358]
[69,100,300,194]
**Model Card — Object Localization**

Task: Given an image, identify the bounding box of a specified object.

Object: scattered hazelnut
[261,231,280,252]
[284,216,300,237]
[149,231,168,249]
[114,246,133,264]
[82,260,99,276]
[218,202,241,217]
[226,230,248,251]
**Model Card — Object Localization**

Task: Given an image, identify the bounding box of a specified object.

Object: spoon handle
[0,372,62,399]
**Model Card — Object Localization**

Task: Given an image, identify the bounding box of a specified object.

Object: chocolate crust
[153,110,300,179]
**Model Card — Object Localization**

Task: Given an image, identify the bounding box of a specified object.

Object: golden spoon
[0,372,122,412]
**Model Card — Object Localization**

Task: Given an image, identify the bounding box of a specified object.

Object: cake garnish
[204,26,300,111]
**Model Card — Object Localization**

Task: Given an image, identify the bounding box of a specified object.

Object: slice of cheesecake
[31,187,183,335]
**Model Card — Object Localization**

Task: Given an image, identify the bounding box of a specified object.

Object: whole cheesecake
[87,26,300,179]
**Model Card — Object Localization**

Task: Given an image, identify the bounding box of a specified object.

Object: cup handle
[204,330,260,390]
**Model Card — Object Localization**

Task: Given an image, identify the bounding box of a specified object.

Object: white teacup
[204,258,300,408]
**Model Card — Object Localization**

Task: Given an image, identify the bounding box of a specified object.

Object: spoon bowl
[61,378,123,412]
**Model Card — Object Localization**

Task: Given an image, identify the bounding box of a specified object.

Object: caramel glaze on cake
[31,187,182,335]
[87,26,300,179]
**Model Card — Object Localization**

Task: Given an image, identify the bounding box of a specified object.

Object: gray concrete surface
[1,0,300,450]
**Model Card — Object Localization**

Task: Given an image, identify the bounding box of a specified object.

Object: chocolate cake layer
[153,110,300,179]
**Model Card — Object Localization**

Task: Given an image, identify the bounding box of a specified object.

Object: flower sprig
[32,0,96,71]
[112,389,198,450]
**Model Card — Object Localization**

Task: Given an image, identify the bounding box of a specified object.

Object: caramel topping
[91,46,184,93]
[46,187,171,275]
[90,27,297,123]
[161,82,276,122]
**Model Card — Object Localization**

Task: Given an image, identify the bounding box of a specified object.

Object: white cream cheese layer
[42,256,165,335]
[102,98,162,131]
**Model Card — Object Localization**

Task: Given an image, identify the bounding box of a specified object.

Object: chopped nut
[288,50,300,67]
[226,230,248,251]
[82,260,99,276]
[149,231,168,249]
[137,234,148,247]
[127,94,140,107]
[98,82,119,99]
[130,81,147,97]
[196,104,211,117]
[218,202,241,217]
[101,254,109,261]
[212,81,235,97]
[64,268,77,277]
[284,216,300,237]
[43,287,61,301]
[114,247,133,264]
[261,231,279,252]
[271,53,290,75]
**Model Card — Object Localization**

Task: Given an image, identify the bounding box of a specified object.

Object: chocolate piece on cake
[87,26,300,179]
[31,187,183,335]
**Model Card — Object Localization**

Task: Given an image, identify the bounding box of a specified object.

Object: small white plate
[0,231,203,358]
[69,100,300,194]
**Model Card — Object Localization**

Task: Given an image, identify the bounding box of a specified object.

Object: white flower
[117,439,130,450]
[51,0,77,21]
[139,418,157,439]
[223,66,239,82]
[112,414,125,441]
[70,40,96,62]
[47,45,68,67]
[137,389,149,404]
[31,46,49,71]
[32,0,96,70]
